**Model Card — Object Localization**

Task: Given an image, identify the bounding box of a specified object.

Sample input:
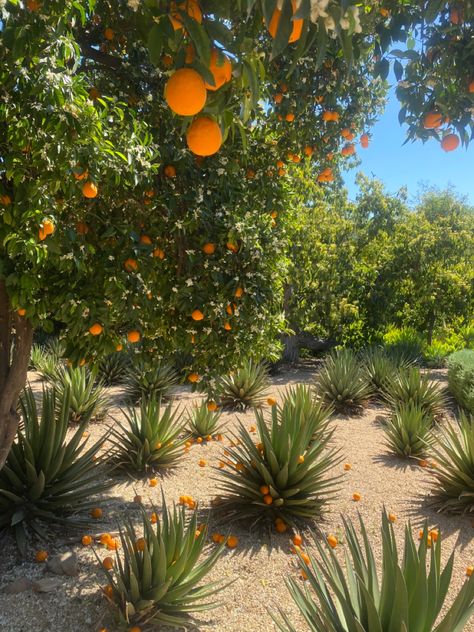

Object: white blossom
[310,0,329,23]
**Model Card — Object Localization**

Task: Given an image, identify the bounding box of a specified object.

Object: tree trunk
[0,279,33,470]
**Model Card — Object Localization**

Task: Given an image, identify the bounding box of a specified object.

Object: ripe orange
[268,0,303,44]
[149,478,158,487]
[275,519,287,533]
[360,133,369,148]
[188,372,199,383]
[102,556,114,570]
[441,133,460,152]
[300,552,310,565]
[89,323,103,336]
[151,512,158,524]
[17,308,26,317]
[205,49,232,91]
[327,534,338,548]
[267,397,277,406]
[285,112,295,122]
[135,538,146,552]
[224,321,232,331]
[352,492,361,502]
[202,242,215,254]
[467,566,474,577]
[343,463,352,471]
[186,116,222,156]
[322,111,339,122]
[226,241,239,253]
[153,247,165,259]
[39,219,55,240]
[165,68,207,116]
[292,534,303,547]
[164,165,176,177]
[303,146,313,157]
[234,286,244,298]
[423,111,443,129]
[226,535,239,548]
[341,143,356,157]
[82,182,98,198]
[207,400,218,411]
[91,507,103,519]
[274,93,283,104]
[76,221,89,235]
[116,344,123,352]
[82,535,93,546]
[0,194,11,205]
[104,27,114,40]
[192,309,204,321]
[26,0,40,10]
[430,528,439,543]
[379,7,390,17]
[140,234,152,245]
[127,330,141,343]
[469,80,474,94]
[263,494,273,505]
[198,459,207,467]
[103,584,113,599]
[388,512,397,523]
[169,0,202,30]
[260,485,270,495]
[35,550,48,563]
[450,6,463,24]
[124,258,138,272]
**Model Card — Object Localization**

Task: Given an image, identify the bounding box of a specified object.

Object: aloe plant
[55,365,109,423]
[30,341,64,382]
[101,498,225,628]
[361,345,412,395]
[216,403,341,525]
[273,511,474,632]
[280,384,332,439]
[187,401,224,438]
[384,366,447,420]
[383,402,433,458]
[97,352,129,386]
[314,349,372,414]
[0,386,110,553]
[110,398,185,473]
[216,359,269,410]
[429,412,474,514]
[124,358,179,403]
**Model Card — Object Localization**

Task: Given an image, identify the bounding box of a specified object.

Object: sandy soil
[1,366,473,632]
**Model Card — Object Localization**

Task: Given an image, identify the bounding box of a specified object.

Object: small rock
[1,577,34,594]
[32,578,62,593]
[46,552,79,577]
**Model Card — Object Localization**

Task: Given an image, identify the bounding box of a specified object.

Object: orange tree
[1,0,473,468]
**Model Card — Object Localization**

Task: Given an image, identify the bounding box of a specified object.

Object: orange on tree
[191,309,204,321]
[268,0,303,44]
[205,49,232,91]
[82,181,98,198]
[165,68,207,116]
[202,242,215,254]
[186,116,222,156]
[441,133,460,152]
[423,111,443,129]
[127,330,141,343]
[164,165,176,178]
[169,0,202,30]
[89,323,103,336]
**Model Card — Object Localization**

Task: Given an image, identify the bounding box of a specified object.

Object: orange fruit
[116,344,123,352]
[169,0,202,30]
[186,116,222,156]
[100,533,112,545]
[198,459,207,467]
[274,93,283,104]
[430,529,439,543]
[149,478,158,487]
[212,533,222,543]
[188,372,199,383]
[275,519,287,533]
[165,68,207,116]
[263,494,273,505]
[352,492,361,502]
[327,534,338,548]
[285,112,295,122]
[469,80,474,93]
[153,247,165,259]
[82,182,98,198]
[191,309,204,321]
[441,133,460,152]
[300,570,308,580]
[107,538,119,551]
[341,143,356,157]
[0,194,11,205]
[17,308,26,317]
[234,287,244,298]
[89,323,103,336]
[135,538,146,552]
[35,550,48,563]
[140,234,152,245]
[207,400,218,411]
[303,146,313,156]
[300,552,310,565]
[151,512,158,524]
[226,535,239,548]
[76,221,89,234]
[205,49,232,91]
[379,7,390,17]
[419,459,429,468]
[343,463,352,471]
[224,321,232,331]
[91,507,103,519]
[292,534,303,547]
[226,241,239,253]
[388,513,397,523]
[268,0,303,44]
[450,6,463,24]
[164,165,176,177]
[267,397,277,406]
[127,330,140,343]
[360,133,369,148]
[423,111,443,129]
[202,242,215,254]
[467,566,474,577]
[104,27,114,40]
[102,556,114,570]
[103,584,113,599]
[82,535,93,546]
[260,485,270,495]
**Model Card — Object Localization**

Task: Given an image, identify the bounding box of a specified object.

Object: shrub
[382,402,433,458]
[187,401,224,438]
[383,367,447,420]
[429,412,474,514]
[110,398,185,473]
[280,384,332,439]
[97,352,129,386]
[216,359,269,410]
[360,346,398,394]
[423,340,452,368]
[216,403,341,525]
[101,500,224,628]
[55,365,109,423]
[30,341,64,382]
[382,325,423,364]
[314,349,372,414]
[447,350,474,414]
[124,357,179,403]
[274,511,474,632]
[0,386,110,552]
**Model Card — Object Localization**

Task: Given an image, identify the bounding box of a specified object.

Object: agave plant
[360,345,412,394]
[382,402,433,458]
[429,412,474,514]
[0,386,110,552]
[216,359,269,410]
[273,511,474,632]
[101,499,225,628]
[97,352,130,386]
[110,398,186,473]
[29,342,64,382]
[280,384,333,439]
[384,366,447,420]
[314,349,372,414]
[216,403,341,525]
[187,401,224,439]
[124,358,179,403]
[55,365,109,423]
[447,350,474,414]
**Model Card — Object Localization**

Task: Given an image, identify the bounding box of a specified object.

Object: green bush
[97,352,129,386]
[382,325,424,364]
[280,384,332,439]
[124,357,179,403]
[314,349,372,414]
[273,511,474,632]
[423,340,453,368]
[383,367,447,420]
[382,402,433,458]
[447,350,474,414]
[101,499,224,628]
[187,401,224,439]
[30,341,64,382]
[216,359,269,410]
[0,386,110,552]
[55,365,109,423]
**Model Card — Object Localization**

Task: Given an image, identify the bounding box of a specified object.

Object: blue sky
[344,86,473,205]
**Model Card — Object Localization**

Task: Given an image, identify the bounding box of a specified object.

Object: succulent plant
[187,401,224,438]
[216,359,270,410]
[383,366,447,420]
[0,386,110,553]
[360,345,411,394]
[97,352,130,386]
[280,384,333,439]
[382,402,433,458]
[29,341,64,382]
[55,365,109,423]
[124,357,179,403]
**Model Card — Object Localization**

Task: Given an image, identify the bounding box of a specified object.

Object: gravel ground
[1,367,473,632]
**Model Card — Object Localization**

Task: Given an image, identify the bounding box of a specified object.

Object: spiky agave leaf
[217,359,269,410]
[100,496,226,628]
[280,384,333,439]
[314,349,372,414]
[97,352,130,386]
[360,346,400,394]
[55,365,109,423]
[110,398,186,473]
[272,511,474,632]
[0,386,111,553]
[383,366,447,420]
[124,358,179,403]
[187,401,224,439]
[429,412,474,514]
[216,404,341,526]
[382,402,434,458]
[29,342,64,382]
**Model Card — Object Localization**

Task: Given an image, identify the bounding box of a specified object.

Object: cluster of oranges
[423,111,461,152]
